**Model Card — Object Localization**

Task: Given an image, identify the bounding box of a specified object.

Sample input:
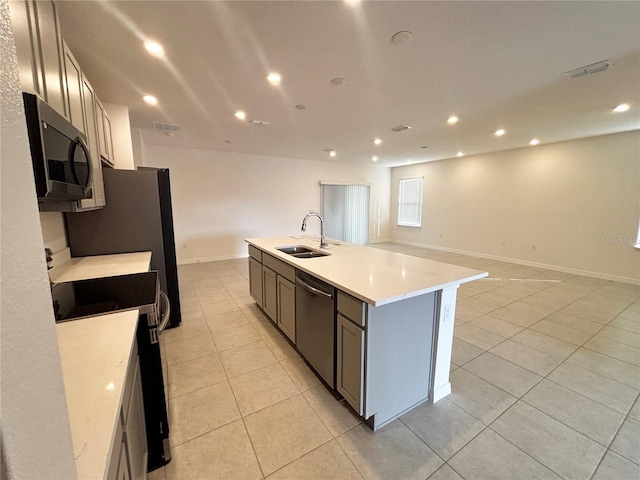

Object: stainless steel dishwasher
[296,271,336,388]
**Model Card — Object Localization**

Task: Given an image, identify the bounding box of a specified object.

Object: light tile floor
[148,243,639,480]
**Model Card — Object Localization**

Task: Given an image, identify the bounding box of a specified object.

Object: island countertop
[246,237,487,306]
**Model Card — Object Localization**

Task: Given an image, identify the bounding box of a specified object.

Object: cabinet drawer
[248,245,262,261]
[337,291,366,327]
[263,253,295,283]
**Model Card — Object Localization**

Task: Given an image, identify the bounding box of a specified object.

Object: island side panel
[364,292,436,430]
[431,286,459,402]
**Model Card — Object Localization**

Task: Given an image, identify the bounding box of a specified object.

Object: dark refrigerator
[65,167,181,329]
[65,167,181,471]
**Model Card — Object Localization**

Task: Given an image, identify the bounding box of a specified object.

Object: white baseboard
[392,240,640,285]
[177,253,248,265]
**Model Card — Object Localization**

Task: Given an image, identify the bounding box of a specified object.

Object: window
[397,177,423,227]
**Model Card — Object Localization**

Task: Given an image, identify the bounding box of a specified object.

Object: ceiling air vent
[248,119,271,126]
[152,122,182,136]
[562,60,612,79]
[389,124,412,133]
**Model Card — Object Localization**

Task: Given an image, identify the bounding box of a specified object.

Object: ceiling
[55,1,640,167]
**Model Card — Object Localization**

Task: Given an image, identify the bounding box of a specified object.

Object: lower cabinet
[336,313,365,415]
[106,345,147,480]
[277,276,296,342]
[249,257,263,308]
[125,360,147,480]
[247,247,296,344]
[262,266,277,321]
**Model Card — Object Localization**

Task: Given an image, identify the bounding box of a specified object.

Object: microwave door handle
[68,136,93,197]
[76,136,94,197]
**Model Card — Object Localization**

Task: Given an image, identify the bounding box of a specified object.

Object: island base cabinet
[249,257,263,308]
[277,276,296,342]
[262,266,277,321]
[336,314,364,415]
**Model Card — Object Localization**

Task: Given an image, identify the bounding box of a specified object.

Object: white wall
[390,131,640,283]
[1,0,78,476]
[141,144,391,263]
[104,102,135,169]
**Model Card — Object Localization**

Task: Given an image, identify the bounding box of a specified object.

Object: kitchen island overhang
[246,237,488,430]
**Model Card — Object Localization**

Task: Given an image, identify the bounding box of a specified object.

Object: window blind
[397,177,423,227]
[321,183,370,245]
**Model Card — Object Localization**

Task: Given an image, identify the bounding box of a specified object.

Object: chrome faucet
[301,211,328,249]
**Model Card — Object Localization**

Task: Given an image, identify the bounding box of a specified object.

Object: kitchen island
[246,237,487,430]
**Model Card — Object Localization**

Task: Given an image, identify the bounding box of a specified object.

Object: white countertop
[57,311,139,480]
[246,237,487,306]
[49,252,152,284]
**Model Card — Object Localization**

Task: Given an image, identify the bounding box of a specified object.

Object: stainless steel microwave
[22,92,93,202]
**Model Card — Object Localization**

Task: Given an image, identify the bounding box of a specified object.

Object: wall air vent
[562,60,612,79]
[248,119,271,126]
[152,122,182,136]
[389,124,412,132]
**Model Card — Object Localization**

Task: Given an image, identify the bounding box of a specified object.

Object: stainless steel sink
[276,245,330,258]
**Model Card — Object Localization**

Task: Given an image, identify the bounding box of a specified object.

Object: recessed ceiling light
[266,72,282,86]
[373,138,382,145]
[456,151,464,157]
[447,116,459,125]
[328,149,337,158]
[143,95,158,105]
[330,77,346,86]
[372,155,378,162]
[144,40,164,57]
[391,31,413,45]
[529,138,540,146]
[234,110,246,120]
[495,129,506,137]
[613,103,630,113]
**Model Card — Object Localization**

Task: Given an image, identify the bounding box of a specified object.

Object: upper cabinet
[10,0,111,211]
[10,0,67,119]
[77,74,106,209]
[62,41,84,133]
[96,98,115,167]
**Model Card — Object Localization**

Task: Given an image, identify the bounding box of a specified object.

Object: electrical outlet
[501,240,506,247]
[182,243,187,249]
[531,244,537,250]
[439,232,444,238]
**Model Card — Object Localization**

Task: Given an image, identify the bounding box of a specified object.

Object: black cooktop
[51,271,159,322]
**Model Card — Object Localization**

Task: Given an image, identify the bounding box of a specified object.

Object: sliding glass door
[321,183,370,245]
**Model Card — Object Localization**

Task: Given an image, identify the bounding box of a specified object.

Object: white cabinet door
[9,0,43,97]
[9,0,67,117]
[62,41,84,133]
[336,314,365,415]
[125,360,147,480]
[34,0,66,116]
[77,74,106,209]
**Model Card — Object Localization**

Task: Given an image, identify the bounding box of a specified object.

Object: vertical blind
[397,177,423,227]
[321,183,370,245]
